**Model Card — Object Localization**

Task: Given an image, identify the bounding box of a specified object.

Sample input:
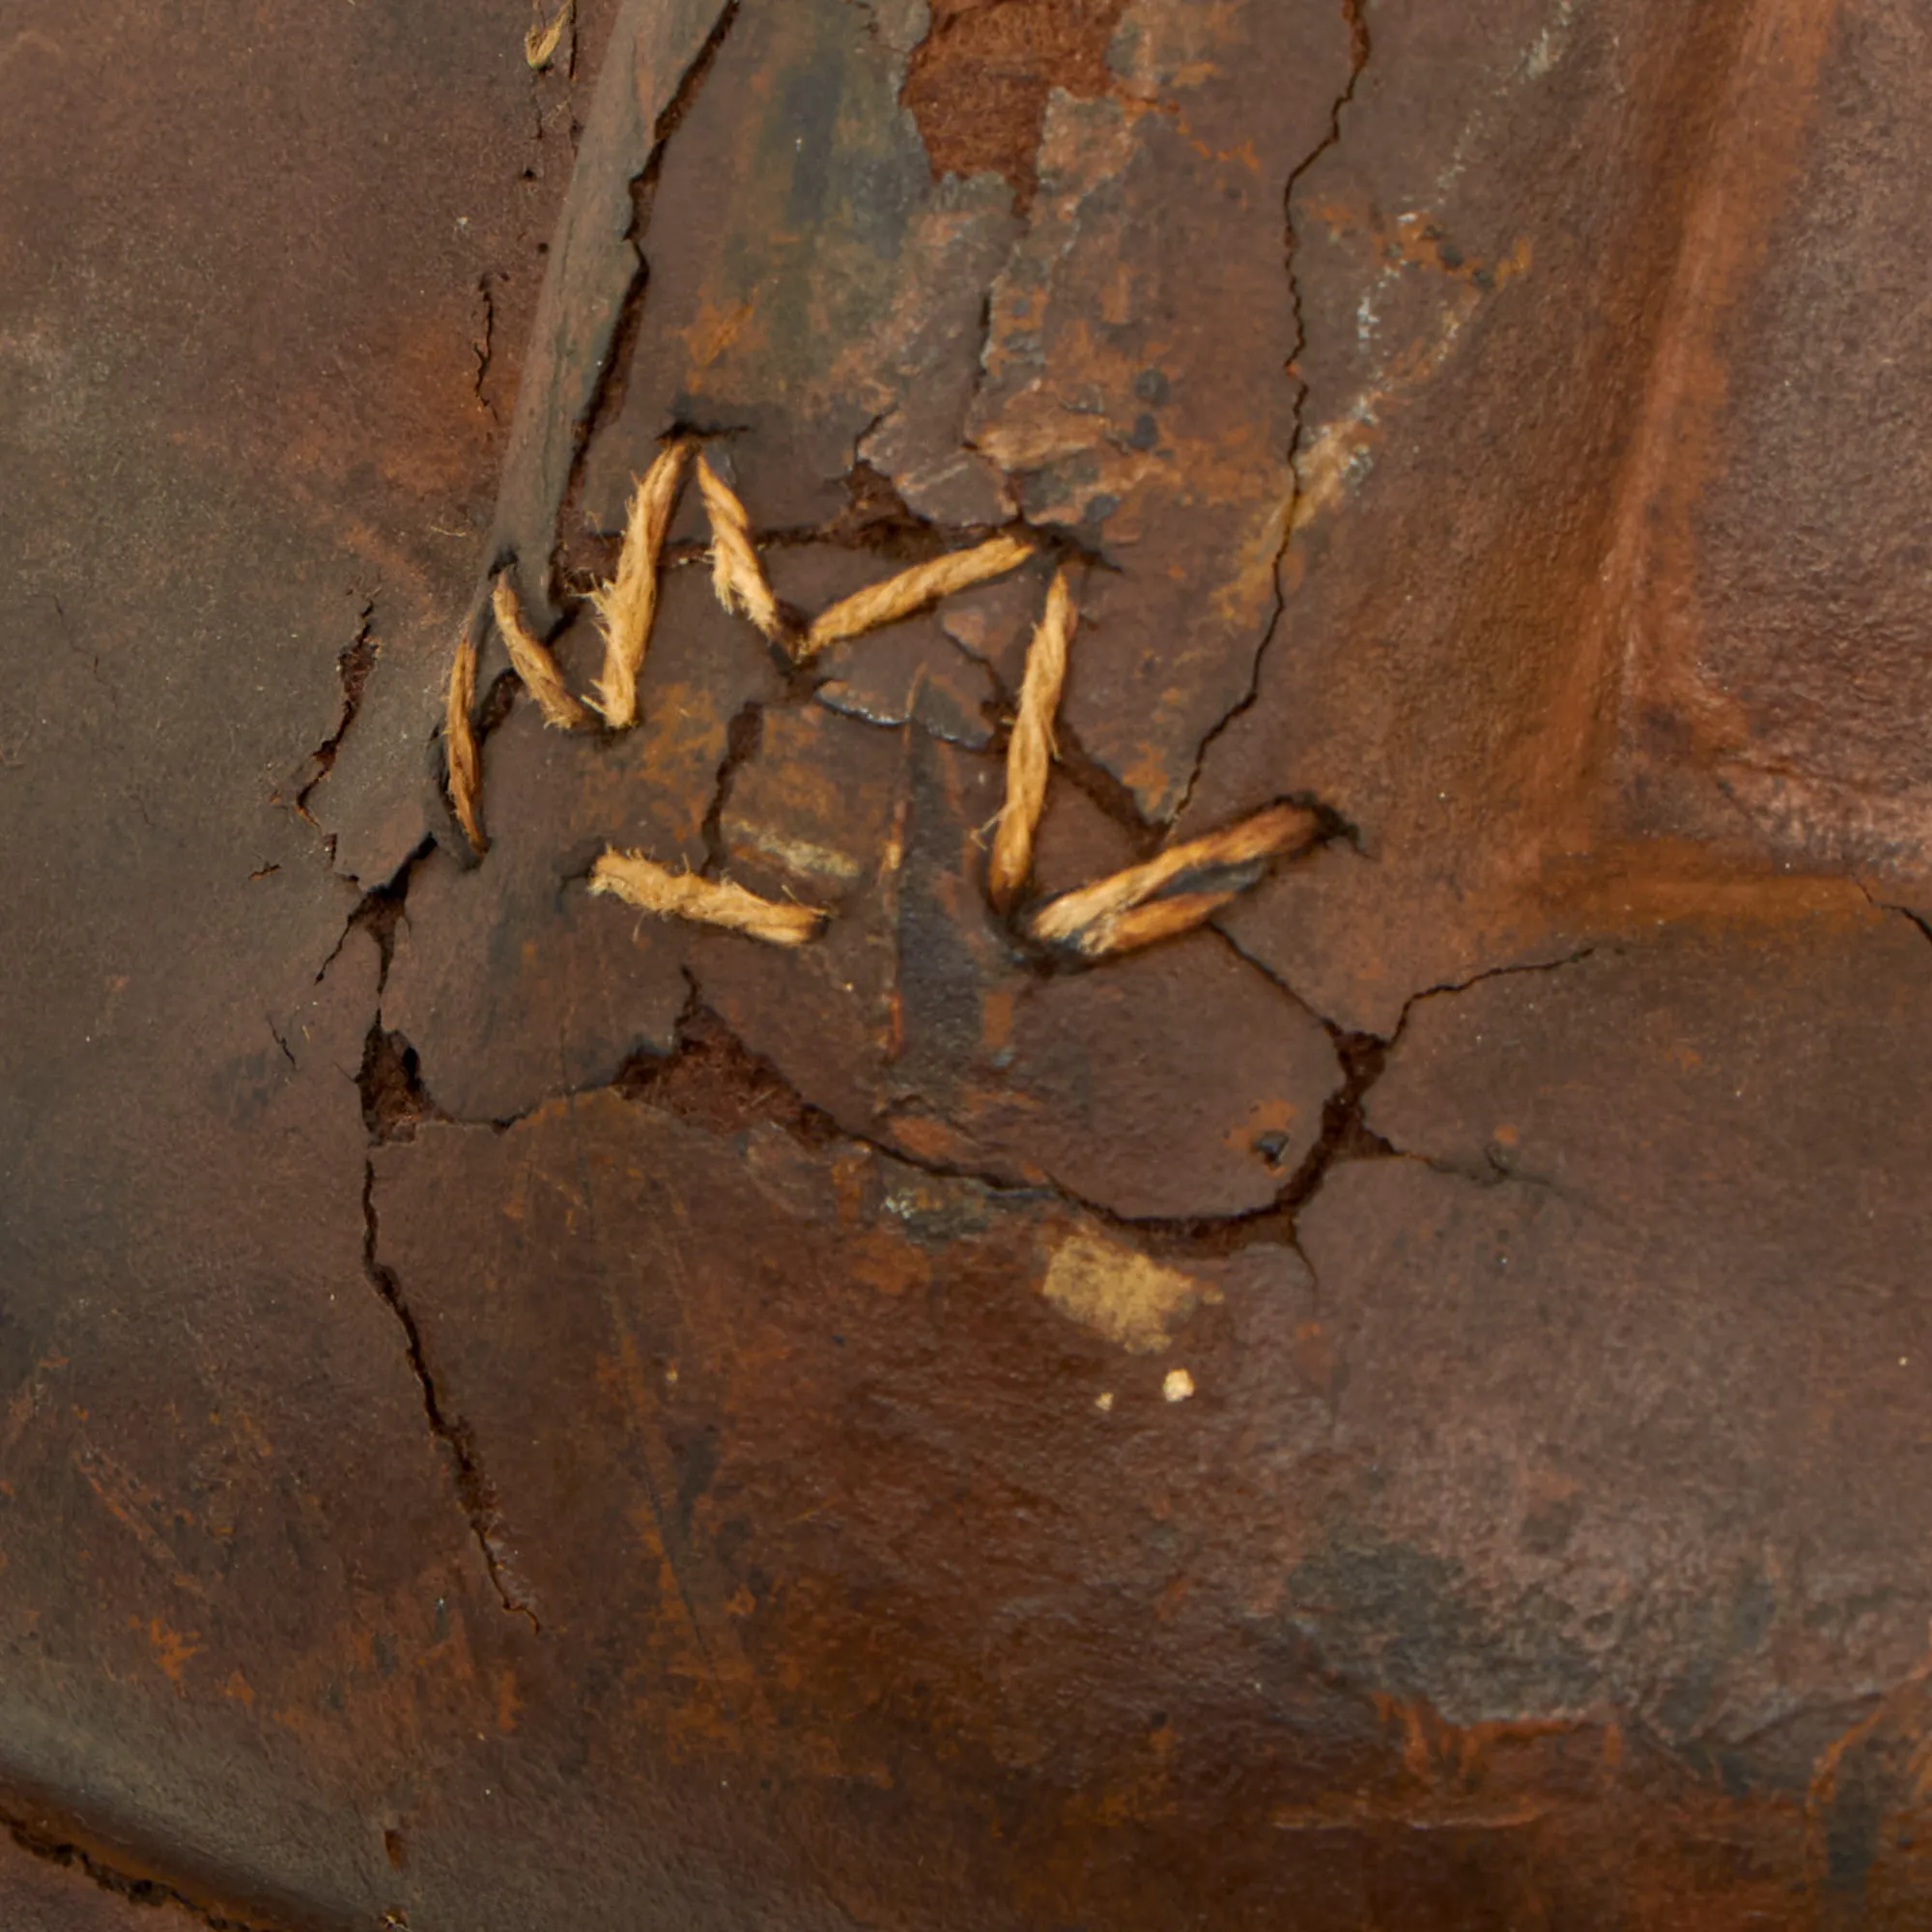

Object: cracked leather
[4,0,1932,1927]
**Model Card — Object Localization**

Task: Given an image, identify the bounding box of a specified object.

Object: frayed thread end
[1024,801,1320,958]
[525,0,572,68]
[589,847,827,947]
[695,453,785,646]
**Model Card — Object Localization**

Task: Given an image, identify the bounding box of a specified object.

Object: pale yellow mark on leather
[1162,1367,1196,1404]
[729,829,867,890]
[1292,232,1531,532]
[1040,1230,1217,1354]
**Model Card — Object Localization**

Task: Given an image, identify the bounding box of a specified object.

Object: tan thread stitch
[443,623,487,854]
[591,438,693,727]
[589,847,827,947]
[799,533,1035,662]
[1068,891,1237,957]
[494,574,594,731]
[1024,802,1320,958]
[695,453,786,645]
[460,444,1313,958]
[525,0,571,68]
[987,563,1074,911]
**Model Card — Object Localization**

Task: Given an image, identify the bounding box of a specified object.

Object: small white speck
[1163,1368,1195,1404]
[1094,1391,1114,1412]
[1901,1357,1910,1367]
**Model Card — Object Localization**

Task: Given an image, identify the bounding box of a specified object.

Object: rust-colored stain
[5,0,1932,1925]
[138,1618,202,1689]
[902,0,1131,207]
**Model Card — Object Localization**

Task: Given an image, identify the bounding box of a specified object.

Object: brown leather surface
[4,0,1930,1926]
[0,1823,200,1932]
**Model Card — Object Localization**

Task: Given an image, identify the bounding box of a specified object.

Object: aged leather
[3,1,1929,1925]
